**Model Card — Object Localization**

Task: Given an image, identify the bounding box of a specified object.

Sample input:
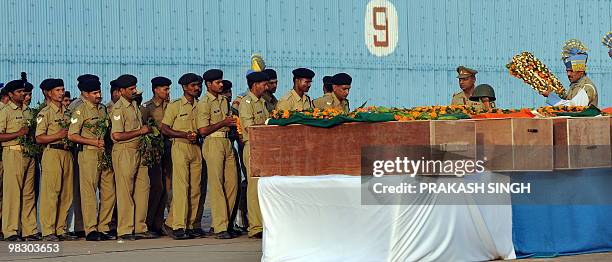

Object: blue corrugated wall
[0,0,610,108]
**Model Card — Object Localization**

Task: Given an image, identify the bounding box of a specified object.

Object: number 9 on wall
[365,0,399,57]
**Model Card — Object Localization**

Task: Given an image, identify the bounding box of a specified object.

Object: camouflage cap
[456,66,478,79]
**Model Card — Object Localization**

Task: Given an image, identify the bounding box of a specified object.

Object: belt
[173,138,198,144]
[48,144,70,151]
[113,142,140,150]
[6,145,23,151]
[83,145,104,151]
[207,131,229,138]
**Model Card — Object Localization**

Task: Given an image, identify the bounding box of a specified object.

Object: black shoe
[118,234,136,241]
[6,235,23,242]
[171,228,190,240]
[228,228,243,238]
[43,234,60,242]
[100,231,117,240]
[134,231,159,240]
[215,231,233,239]
[74,231,86,238]
[59,233,79,241]
[248,232,263,239]
[24,234,42,241]
[162,224,174,238]
[86,231,101,241]
[187,228,204,238]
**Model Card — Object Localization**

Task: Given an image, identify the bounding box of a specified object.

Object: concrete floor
[0,237,609,262]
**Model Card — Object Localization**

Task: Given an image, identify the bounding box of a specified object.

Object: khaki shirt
[239,91,268,142]
[68,98,108,140]
[110,96,143,144]
[313,93,350,113]
[261,92,278,114]
[35,102,68,145]
[276,89,312,111]
[196,92,230,132]
[0,101,30,146]
[68,95,84,112]
[141,98,168,127]
[106,101,115,115]
[161,96,198,142]
[564,76,598,107]
[451,91,484,109]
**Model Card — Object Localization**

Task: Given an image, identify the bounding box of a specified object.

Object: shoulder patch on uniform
[36,116,43,123]
[70,117,78,124]
[326,101,332,105]
[113,115,121,121]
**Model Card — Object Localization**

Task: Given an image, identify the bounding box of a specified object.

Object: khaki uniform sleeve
[450,94,461,105]
[68,106,85,135]
[239,99,255,140]
[161,103,177,127]
[34,109,49,137]
[110,106,125,134]
[583,84,598,107]
[0,109,7,133]
[276,98,290,111]
[196,100,211,129]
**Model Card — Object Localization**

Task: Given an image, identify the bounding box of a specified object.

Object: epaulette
[280,92,292,100]
[170,98,182,104]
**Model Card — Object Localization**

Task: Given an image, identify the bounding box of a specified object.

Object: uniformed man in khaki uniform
[261,69,278,114]
[160,73,202,240]
[197,69,238,239]
[543,51,598,107]
[0,80,38,241]
[239,71,270,239]
[276,68,315,111]
[451,66,483,110]
[35,79,78,242]
[141,76,171,236]
[0,84,8,240]
[110,74,156,241]
[68,73,100,240]
[313,73,352,113]
[220,80,246,235]
[68,78,116,241]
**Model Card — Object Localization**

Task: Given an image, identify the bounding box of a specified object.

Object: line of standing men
[0,67,354,242]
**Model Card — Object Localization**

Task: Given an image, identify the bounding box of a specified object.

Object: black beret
[77,74,99,83]
[3,80,25,93]
[178,73,203,85]
[292,68,315,79]
[263,69,277,80]
[323,76,333,85]
[110,80,120,92]
[24,82,34,92]
[222,80,233,89]
[246,71,270,84]
[40,78,64,91]
[332,73,352,85]
[78,79,101,92]
[151,76,172,87]
[115,74,138,89]
[203,69,223,82]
